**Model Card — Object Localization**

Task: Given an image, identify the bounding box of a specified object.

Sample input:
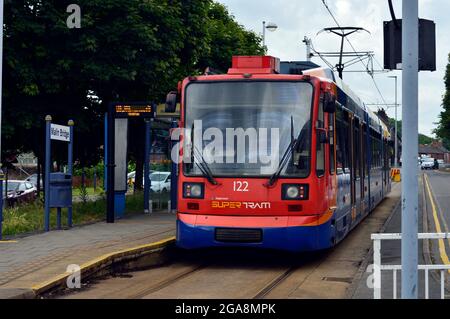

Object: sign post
[44,116,52,232]
[44,116,73,232]
[67,120,74,227]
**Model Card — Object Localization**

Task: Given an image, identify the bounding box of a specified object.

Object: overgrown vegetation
[435,53,450,150]
[2,192,153,237]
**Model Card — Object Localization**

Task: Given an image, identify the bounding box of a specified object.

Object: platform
[0,212,176,298]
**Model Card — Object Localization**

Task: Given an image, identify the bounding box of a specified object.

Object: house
[419,141,450,163]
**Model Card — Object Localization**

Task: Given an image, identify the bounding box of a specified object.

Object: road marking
[424,174,450,272]
[0,240,18,244]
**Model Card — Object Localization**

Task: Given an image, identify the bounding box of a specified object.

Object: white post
[373,238,381,299]
[401,0,419,299]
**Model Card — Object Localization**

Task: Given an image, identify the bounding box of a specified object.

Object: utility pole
[262,21,266,47]
[401,0,419,299]
[389,75,399,167]
[303,36,312,62]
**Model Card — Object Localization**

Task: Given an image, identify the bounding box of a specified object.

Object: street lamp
[262,21,278,47]
[388,75,399,167]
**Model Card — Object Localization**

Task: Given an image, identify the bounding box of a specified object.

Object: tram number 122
[233,181,249,192]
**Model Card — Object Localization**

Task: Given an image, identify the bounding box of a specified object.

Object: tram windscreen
[184,81,313,177]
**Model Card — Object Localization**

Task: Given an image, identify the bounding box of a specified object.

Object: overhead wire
[320,0,390,109]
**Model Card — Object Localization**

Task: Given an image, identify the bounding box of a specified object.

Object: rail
[372,232,450,299]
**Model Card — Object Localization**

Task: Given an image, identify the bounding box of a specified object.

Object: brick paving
[0,212,176,291]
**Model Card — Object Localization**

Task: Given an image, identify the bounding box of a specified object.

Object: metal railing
[372,233,450,299]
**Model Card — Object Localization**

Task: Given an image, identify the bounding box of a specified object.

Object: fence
[372,232,450,299]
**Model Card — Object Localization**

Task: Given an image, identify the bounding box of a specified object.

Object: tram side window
[329,113,335,175]
[316,97,325,177]
[336,108,350,174]
[355,125,360,179]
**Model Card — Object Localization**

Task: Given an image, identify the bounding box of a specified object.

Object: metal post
[56,207,61,230]
[0,0,5,240]
[104,114,108,191]
[144,119,151,213]
[44,115,52,232]
[401,0,419,299]
[389,76,399,167]
[303,36,312,62]
[67,120,74,228]
[106,108,115,223]
[373,238,381,299]
[93,167,97,193]
[170,120,178,213]
[262,21,266,47]
[0,170,3,240]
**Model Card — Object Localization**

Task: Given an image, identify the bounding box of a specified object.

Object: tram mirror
[323,92,336,113]
[165,91,178,113]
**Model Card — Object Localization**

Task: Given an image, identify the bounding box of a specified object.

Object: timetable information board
[112,104,154,118]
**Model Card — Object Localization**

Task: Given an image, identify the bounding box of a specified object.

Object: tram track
[252,266,298,299]
[128,264,208,299]
[57,184,400,299]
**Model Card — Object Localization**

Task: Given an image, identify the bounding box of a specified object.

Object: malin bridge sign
[50,124,71,142]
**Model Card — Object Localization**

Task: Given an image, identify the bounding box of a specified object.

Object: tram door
[353,119,363,219]
[349,115,356,223]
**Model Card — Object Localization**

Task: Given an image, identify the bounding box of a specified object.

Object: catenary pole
[401,0,419,299]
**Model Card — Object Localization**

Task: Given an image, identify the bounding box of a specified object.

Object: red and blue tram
[168,56,392,252]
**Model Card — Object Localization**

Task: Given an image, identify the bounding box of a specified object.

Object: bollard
[167,200,171,213]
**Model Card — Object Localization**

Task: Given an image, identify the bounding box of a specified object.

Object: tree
[435,53,450,150]
[2,0,265,176]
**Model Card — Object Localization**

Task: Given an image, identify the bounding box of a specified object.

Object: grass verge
[2,191,159,237]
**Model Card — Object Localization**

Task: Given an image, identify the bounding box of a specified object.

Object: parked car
[25,174,43,188]
[437,159,445,166]
[127,170,155,188]
[421,157,435,170]
[150,172,171,193]
[3,180,37,206]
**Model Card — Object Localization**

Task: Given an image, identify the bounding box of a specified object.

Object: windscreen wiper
[265,116,298,187]
[188,123,219,185]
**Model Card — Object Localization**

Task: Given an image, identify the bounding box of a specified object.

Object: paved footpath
[351,174,448,299]
[0,212,175,298]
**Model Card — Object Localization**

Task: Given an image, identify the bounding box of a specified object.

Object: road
[423,170,450,266]
[53,184,400,299]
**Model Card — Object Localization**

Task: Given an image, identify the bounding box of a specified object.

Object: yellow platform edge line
[424,174,450,272]
[31,236,176,294]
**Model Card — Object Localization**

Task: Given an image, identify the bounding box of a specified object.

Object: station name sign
[50,124,71,142]
[113,103,154,118]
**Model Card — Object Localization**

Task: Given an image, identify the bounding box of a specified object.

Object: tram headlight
[282,184,309,200]
[183,183,204,199]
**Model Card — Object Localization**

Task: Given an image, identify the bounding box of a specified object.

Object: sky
[217,0,450,137]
